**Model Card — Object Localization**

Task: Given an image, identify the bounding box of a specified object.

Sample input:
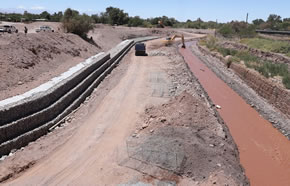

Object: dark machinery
[135,43,148,56]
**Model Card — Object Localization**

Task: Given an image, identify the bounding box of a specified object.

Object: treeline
[0,11,63,22]
[1,7,290,39]
[253,14,290,31]
[218,14,290,38]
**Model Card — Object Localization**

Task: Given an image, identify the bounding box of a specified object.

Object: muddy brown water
[180,42,290,186]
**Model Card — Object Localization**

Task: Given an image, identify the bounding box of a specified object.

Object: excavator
[164,34,186,48]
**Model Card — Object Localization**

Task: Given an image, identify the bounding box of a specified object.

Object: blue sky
[0,0,289,23]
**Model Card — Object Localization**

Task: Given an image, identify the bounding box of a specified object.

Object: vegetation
[241,38,290,57]
[62,8,95,39]
[1,8,290,32]
[218,21,256,38]
[201,37,290,89]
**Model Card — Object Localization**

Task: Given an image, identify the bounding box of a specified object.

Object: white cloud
[17,5,26,10]
[30,6,46,10]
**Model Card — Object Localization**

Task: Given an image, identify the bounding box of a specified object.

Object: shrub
[282,74,290,89]
[218,22,256,38]
[217,47,238,57]
[218,24,234,37]
[62,8,95,39]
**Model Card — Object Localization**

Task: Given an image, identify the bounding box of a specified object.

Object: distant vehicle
[0,25,18,33]
[135,43,147,56]
[36,26,54,33]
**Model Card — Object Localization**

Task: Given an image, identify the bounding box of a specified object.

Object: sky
[0,0,289,23]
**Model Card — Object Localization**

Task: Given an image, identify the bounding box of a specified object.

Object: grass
[201,36,290,89]
[241,37,290,57]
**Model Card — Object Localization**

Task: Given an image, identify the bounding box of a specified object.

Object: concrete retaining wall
[198,44,290,118]
[0,36,158,156]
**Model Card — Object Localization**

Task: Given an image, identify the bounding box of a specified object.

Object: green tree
[40,11,51,20]
[105,7,129,25]
[128,16,144,27]
[253,19,265,26]
[62,8,95,39]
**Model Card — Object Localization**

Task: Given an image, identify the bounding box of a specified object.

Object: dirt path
[180,41,290,186]
[3,41,173,185]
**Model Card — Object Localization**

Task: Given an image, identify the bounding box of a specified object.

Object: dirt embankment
[0,32,100,100]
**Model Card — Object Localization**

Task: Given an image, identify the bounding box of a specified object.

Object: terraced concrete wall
[198,44,290,118]
[0,36,158,156]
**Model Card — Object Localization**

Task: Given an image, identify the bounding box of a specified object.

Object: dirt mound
[0,32,99,100]
[128,92,248,185]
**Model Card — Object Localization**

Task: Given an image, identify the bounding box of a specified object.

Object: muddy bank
[195,42,290,139]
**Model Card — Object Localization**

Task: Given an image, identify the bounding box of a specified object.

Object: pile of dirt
[128,92,248,185]
[0,32,99,100]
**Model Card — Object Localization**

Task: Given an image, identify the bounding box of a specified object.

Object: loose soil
[0,39,248,185]
[0,32,99,100]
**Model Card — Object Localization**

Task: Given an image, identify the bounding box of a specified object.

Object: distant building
[33,19,47,22]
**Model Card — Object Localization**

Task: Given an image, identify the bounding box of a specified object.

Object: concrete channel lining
[0,36,158,156]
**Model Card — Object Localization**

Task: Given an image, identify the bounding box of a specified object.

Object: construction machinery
[158,20,165,28]
[164,34,186,48]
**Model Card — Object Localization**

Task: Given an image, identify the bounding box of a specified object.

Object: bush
[282,74,290,89]
[217,47,238,57]
[62,8,95,39]
[218,24,234,37]
[218,22,256,38]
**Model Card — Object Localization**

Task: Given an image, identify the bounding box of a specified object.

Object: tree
[128,16,144,27]
[51,11,63,22]
[105,7,129,25]
[40,11,51,20]
[252,19,265,26]
[62,8,95,39]
[267,14,282,29]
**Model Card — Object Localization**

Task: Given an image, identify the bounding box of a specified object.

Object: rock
[150,129,154,133]
[160,117,167,123]
[209,144,215,147]
[66,117,72,123]
[142,123,149,129]
[225,55,232,62]
[217,163,222,167]
[18,81,24,85]
[216,105,221,109]
[0,156,7,161]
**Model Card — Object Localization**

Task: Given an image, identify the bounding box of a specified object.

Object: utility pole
[246,13,249,24]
